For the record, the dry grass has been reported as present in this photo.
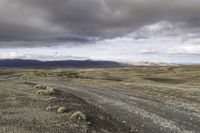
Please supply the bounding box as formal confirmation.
[34,85,48,90]
[71,111,86,122]
[46,97,57,102]
[46,105,59,111]
[0,71,132,133]
[22,66,200,106]
[57,106,67,113]
[36,87,56,95]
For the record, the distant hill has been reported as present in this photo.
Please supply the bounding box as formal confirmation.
[0,59,128,68]
[123,61,174,66]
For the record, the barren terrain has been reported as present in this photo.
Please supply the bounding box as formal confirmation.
[0,66,200,133]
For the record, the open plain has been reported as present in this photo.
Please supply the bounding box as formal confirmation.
[0,66,200,133]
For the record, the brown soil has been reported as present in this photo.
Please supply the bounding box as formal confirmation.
[0,79,131,133]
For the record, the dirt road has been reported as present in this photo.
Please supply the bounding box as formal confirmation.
[0,78,131,133]
[34,81,200,133]
[1,67,200,133]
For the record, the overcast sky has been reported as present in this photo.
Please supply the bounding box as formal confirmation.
[0,0,200,63]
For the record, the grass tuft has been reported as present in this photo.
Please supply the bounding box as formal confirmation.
[46,105,59,111]
[36,87,56,95]
[46,97,57,102]
[57,106,67,113]
[71,111,86,122]
[34,85,47,90]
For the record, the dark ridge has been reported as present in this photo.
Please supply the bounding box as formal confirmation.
[0,59,128,68]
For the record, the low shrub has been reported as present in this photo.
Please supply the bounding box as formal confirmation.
[36,87,56,95]
[34,85,47,90]
[57,106,67,113]
[71,111,86,122]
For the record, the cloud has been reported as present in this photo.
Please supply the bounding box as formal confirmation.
[167,44,200,55]
[0,50,90,60]
[0,51,22,59]
[129,21,200,40]
[140,48,158,54]
[0,0,200,47]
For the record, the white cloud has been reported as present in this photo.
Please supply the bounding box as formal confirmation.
[0,51,23,59]
[129,21,200,42]
[0,49,90,61]
[140,48,158,54]
[167,44,200,55]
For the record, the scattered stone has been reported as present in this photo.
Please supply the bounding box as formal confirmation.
[122,120,126,124]
[87,122,91,125]
[24,81,37,86]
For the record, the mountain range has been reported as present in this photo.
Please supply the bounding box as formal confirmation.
[0,59,128,68]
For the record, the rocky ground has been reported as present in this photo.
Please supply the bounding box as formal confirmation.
[0,75,130,133]
[0,66,200,133]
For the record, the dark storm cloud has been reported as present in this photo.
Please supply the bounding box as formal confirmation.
[0,0,200,47]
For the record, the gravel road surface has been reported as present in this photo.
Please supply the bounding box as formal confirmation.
[34,81,200,133]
